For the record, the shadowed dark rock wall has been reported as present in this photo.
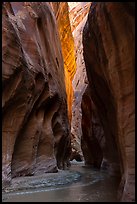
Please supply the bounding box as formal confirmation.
[81,86,104,168]
[83,2,135,202]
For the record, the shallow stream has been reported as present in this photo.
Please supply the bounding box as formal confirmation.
[2,161,120,202]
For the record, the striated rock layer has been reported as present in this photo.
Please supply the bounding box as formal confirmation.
[2,2,71,187]
[50,2,76,122]
[68,2,91,161]
[68,2,91,33]
[83,2,135,202]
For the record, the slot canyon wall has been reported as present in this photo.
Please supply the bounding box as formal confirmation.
[2,2,71,187]
[2,1,135,202]
[68,2,91,160]
[81,85,104,168]
[50,2,76,122]
[83,2,135,202]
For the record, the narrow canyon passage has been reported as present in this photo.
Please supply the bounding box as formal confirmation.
[2,2,135,202]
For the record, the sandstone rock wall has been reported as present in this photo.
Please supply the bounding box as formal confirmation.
[81,86,104,168]
[68,2,91,160]
[2,2,71,187]
[83,2,135,201]
[50,2,76,122]
[68,2,91,32]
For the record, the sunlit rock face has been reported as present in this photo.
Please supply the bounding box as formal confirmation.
[68,2,91,32]
[2,2,71,187]
[68,2,91,161]
[83,2,135,202]
[50,2,76,122]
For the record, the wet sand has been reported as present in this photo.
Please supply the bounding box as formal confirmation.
[2,161,120,202]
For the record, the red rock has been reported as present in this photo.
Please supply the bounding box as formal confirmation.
[68,2,91,161]
[81,86,104,168]
[83,2,135,201]
[2,2,71,186]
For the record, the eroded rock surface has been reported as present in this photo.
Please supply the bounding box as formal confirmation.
[81,86,104,168]
[50,2,76,122]
[83,2,135,201]
[68,2,91,33]
[2,2,71,187]
[68,2,91,161]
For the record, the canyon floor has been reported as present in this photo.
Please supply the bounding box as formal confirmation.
[2,161,120,202]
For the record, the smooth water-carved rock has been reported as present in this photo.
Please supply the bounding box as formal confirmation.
[51,2,76,122]
[68,2,91,161]
[2,2,71,186]
[81,86,104,168]
[83,2,135,201]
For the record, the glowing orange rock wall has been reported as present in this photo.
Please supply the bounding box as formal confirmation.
[51,2,76,122]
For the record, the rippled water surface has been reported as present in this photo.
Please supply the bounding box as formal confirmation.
[2,161,120,202]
